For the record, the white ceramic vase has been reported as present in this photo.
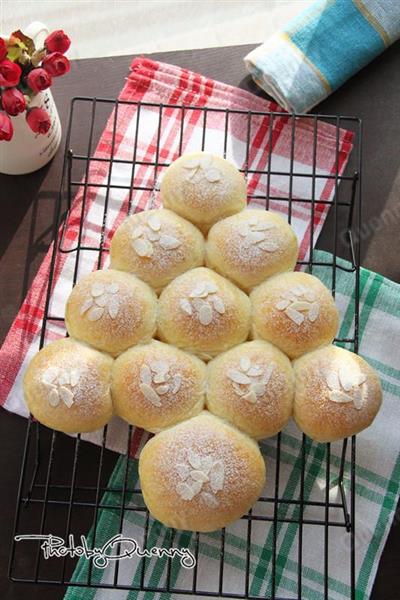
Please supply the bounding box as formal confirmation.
[0,22,62,175]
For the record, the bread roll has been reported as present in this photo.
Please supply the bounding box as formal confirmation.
[23,338,113,433]
[110,209,205,293]
[139,411,266,532]
[207,341,294,439]
[160,152,247,233]
[157,267,251,360]
[65,269,157,356]
[206,209,298,291]
[250,271,339,359]
[293,345,382,442]
[112,340,206,432]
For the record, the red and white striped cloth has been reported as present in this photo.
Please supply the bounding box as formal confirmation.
[0,58,353,457]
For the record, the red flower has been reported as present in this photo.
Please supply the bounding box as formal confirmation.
[27,68,52,93]
[0,59,22,87]
[26,107,51,134]
[45,30,71,54]
[1,88,26,116]
[42,52,70,77]
[0,38,7,61]
[0,111,13,141]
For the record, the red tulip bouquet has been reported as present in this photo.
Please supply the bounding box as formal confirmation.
[0,29,71,141]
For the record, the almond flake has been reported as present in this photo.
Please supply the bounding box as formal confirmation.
[243,389,257,403]
[200,154,213,169]
[153,373,167,384]
[42,367,59,385]
[131,226,144,239]
[252,221,275,231]
[80,298,94,315]
[275,298,291,311]
[70,369,80,387]
[198,304,213,325]
[212,296,225,314]
[94,294,108,307]
[247,365,263,377]
[200,456,214,474]
[151,360,169,375]
[209,460,224,492]
[290,301,312,312]
[186,167,199,180]
[159,234,181,250]
[133,237,153,257]
[249,214,259,225]
[357,373,367,386]
[192,298,207,311]
[59,386,74,407]
[205,281,218,294]
[232,382,246,396]
[258,240,279,252]
[176,463,189,479]
[140,364,152,385]
[246,231,266,244]
[188,450,202,470]
[352,388,363,410]
[147,229,160,242]
[171,374,182,394]
[49,388,60,407]
[252,382,266,397]
[239,228,249,238]
[177,482,195,501]
[227,368,251,385]
[156,384,170,395]
[107,282,119,294]
[91,283,105,297]
[326,371,340,392]
[190,282,206,297]
[87,306,104,321]
[190,470,209,483]
[205,168,221,183]
[139,383,162,407]
[201,491,219,507]
[180,298,193,316]
[240,357,251,372]
[338,364,356,392]
[308,302,320,322]
[183,157,201,169]
[190,480,203,495]
[285,307,305,325]
[291,285,307,296]
[304,290,316,302]
[147,214,161,231]
[107,296,120,319]
[328,390,353,404]
[58,370,70,385]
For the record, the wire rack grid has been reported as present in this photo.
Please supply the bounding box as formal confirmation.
[9,97,362,600]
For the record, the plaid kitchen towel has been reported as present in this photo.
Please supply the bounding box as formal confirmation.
[0,57,353,457]
[245,0,400,113]
[64,251,400,600]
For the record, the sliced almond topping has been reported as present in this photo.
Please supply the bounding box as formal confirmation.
[42,366,60,385]
[338,364,356,392]
[140,364,152,385]
[107,296,120,319]
[94,294,108,307]
[180,298,193,316]
[201,491,219,507]
[290,301,312,312]
[252,382,266,397]
[247,365,263,377]
[58,370,70,386]
[198,304,213,325]
[357,372,367,386]
[159,234,181,250]
[227,368,251,385]
[132,237,154,258]
[188,450,202,470]
[258,240,279,252]
[59,386,74,407]
[153,373,167,384]
[147,214,161,231]
[246,231,266,244]
[248,214,259,225]
[183,157,201,169]
[176,482,195,501]
[232,382,246,396]
[275,298,291,311]
[190,480,203,495]
[87,306,104,321]
[70,369,80,387]
[304,289,316,302]
[205,281,218,294]
[200,456,213,474]
[107,282,119,294]
[285,307,305,325]
[190,470,209,483]
[326,371,340,392]
[186,167,199,180]
[139,383,162,407]
[176,463,189,479]
[209,460,224,492]
[212,295,225,314]
[308,302,320,322]
[200,154,213,169]
[151,360,169,375]
[242,389,257,403]
[147,229,160,242]
[48,388,60,407]
[91,283,105,297]
[80,298,94,315]
[192,298,207,311]
[190,282,206,297]
[131,226,144,239]
[352,388,363,410]
[252,221,275,231]
[240,357,251,372]
[328,390,353,404]
[156,384,170,395]
[205,168,221,183]
[291,285,308,296]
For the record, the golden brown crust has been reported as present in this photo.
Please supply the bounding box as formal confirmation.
[207,341,294,439]
[157,267,252,360]
[139,411,266,532]
[23,338,113,433]
[65,269,157,356]
[110,209,205,293]
[293,345,382,442]
[112,340,206,432]
[206,210,299,292]
[250,271,339,359]
[160,152,247,233]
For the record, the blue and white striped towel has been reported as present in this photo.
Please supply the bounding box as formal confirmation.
[244,0,400,113]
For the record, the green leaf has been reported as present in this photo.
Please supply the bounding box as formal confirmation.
[7,45,23,62]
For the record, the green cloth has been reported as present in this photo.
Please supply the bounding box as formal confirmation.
[65,251,400,599]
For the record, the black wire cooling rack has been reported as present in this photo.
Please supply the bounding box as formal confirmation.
[9,97,362,599]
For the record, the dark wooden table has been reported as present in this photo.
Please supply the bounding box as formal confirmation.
[1,43,399,599]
